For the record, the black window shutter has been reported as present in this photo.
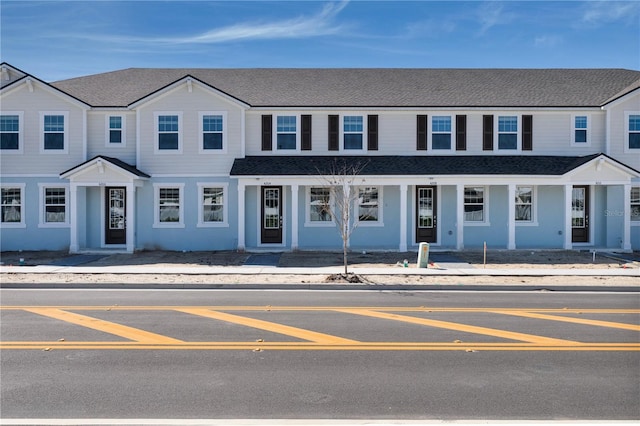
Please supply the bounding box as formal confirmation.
[367,115,378,151]
[522,115,533,151]
[417,115,428,151]
[261,115,272,151]
[456,115,467,151]
[328,115,339,151]
[483,115,494,151]
[301,115,312,151]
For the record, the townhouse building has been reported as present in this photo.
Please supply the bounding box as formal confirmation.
[1,63,639,254]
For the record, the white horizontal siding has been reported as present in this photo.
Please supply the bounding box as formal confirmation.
[87,112,136,164]
[608,94,640,171]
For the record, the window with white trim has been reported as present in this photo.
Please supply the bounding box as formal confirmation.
[276,115,297,150]
[1,113,21,151]
[197,184,228,227]
[515,186,533,222]
[40,186,68,226]
[631,187,640,223]
[358,186,380,223]
[153,184,184,227]
[344,116,364,150]
[628,113,640,150]
[431,116,452,150]
[497,116,518,150]
[573,115,588,144]
[464,186,485,222]
[1,185,25,227]
[307,187,333,224]
[42,113,68,152]
[107,115,124,145]
[155,113,181,152]
[201,113,224,151]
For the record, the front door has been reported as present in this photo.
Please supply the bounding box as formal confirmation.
[261,186,282,244]
[416,186,437,243]
[571,185,589,243]
[105,187,126,245]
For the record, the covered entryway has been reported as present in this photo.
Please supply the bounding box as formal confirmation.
[571,185,590,243]
[261,186,283,244]
[60,156,149,253]
[416,186,437,243]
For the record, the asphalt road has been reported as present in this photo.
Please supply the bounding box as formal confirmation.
[1,289,639,422]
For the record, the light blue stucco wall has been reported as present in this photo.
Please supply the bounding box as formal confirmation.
[0,177,70,251]
[515,186,564,249]
[350,186,400,250]
[437,186,458,249]
[464,186,509,248]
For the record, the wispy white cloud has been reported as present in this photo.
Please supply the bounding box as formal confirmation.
[534,34,562,48]
[476,1,515,35]
[581,0,640,26]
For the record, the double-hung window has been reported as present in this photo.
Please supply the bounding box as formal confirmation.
[42,112,68,152]
[1,113,21,151]
[631,187,640,223]
[107,116,124,145]
[498,116,518,150]
[515,186,533,222]
[156,113,181,152]
[198,184,228,227]
[1,185,25,227]
[431,116,452,150]
[358,187,381,224]
[39,186,68,226]
[627,113,640,150]
[573,115,588,144]
[344,116,364,150]
[201,113,225,151]
[276,116,297,150]
[464,186,485,222]
[154,184,184,227]
[307,187,332,225]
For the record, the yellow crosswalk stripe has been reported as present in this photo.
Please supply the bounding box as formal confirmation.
[491,310,640,331]
[174,308,358,344]
[23,308,183,344]
[335,309,577,345]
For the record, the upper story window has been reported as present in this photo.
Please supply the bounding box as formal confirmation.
[155,113,181,152]
[197,184,228,227]
[107,116,124,145]
[344,116,364,150]
[276,116,297,150]
[627,113,640,150]
[1,114,21,151]
[201,114,224,151]
[41,112,68,152]
[498,116,518,150]
[573,115,588,144]
[464,186,485,223]
[1,185,25,227]
[431,116,452,150]
[631,187,640,223]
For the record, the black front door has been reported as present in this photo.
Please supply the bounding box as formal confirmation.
[416,186,437,243]
[571,185,589,243]
[105,187,126,245]
[261,186,282,244]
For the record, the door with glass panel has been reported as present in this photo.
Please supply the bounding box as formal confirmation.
[416,186,437,243]
[571,185,589,243]
[105,187,126,245]
[261,186,282,244]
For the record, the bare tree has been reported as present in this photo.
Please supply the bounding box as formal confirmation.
[316,159,369,276]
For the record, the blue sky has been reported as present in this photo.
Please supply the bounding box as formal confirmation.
[1,0,638,82]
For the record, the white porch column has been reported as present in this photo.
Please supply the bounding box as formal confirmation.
[291,184,299,250]
[456,184,464,250]
[399,184,408,252]
[126,183,135,253]
[564,184,573,249]
[507,184,516,249]
[237,183,246,251]
[623,183,632,251]
[69,183,79,253]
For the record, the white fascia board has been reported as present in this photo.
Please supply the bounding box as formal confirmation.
[565,154,640,179]
[128,76,250,110]
[60,158,148,181]
[601,86,640,110]
[247,106,604,112]
[0,76,90,109]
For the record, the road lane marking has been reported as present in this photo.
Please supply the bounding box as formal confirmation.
[334,309,577,345]
[491,310,640,331]
[22,308,183,344]
[174,308,358,344]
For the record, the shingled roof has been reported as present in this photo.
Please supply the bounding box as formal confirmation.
[229,154,626,177]
[50,68,640,108]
